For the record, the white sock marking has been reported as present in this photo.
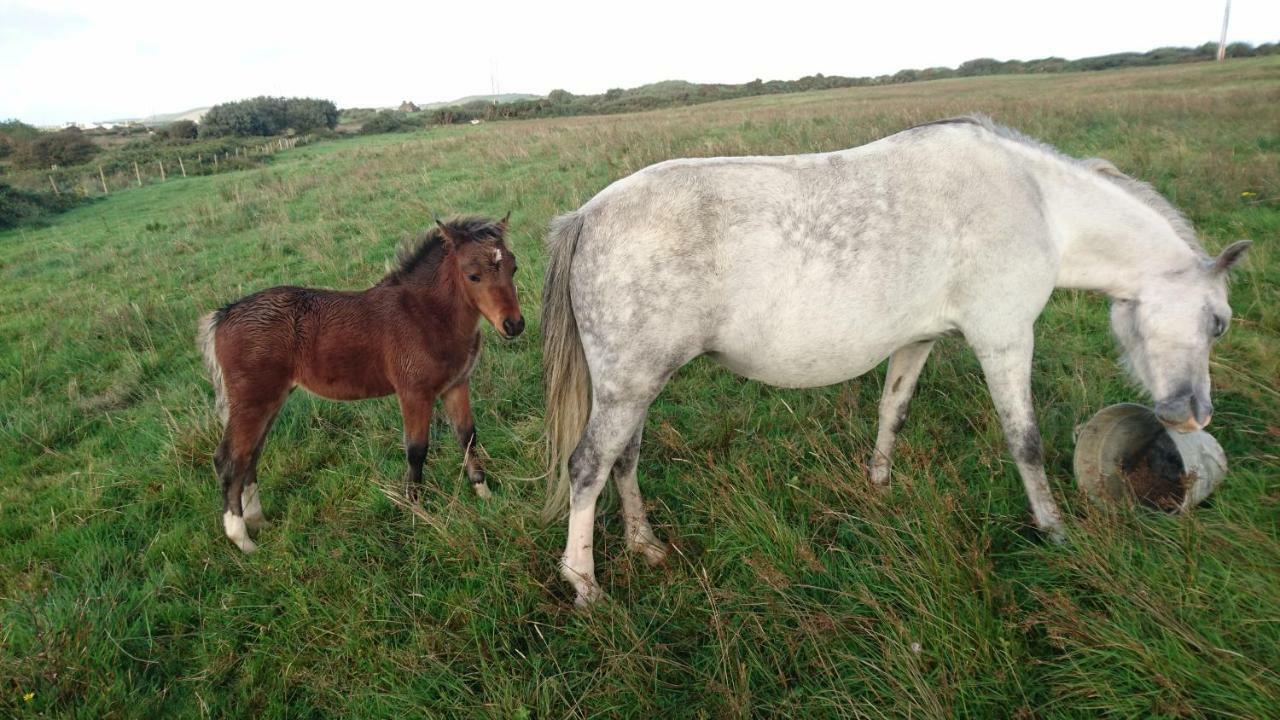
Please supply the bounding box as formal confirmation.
[223,511,257,553]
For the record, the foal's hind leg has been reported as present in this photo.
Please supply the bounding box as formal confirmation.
[869,340,935,488]
[242,403,285,530]
[441,382,491,499]
[216,394,287,553]
[612,419,670,565]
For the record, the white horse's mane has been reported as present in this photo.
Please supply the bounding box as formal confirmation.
[931,114,1204,255]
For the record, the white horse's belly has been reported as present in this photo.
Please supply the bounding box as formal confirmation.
[711,342,887,388]
[704,241,951,388]
[710,302,941,388]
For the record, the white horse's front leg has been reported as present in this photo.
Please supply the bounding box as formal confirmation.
[870,340,935,488]
[972,333,1066,542]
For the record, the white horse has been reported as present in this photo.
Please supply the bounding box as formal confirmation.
[541,115,1250,607]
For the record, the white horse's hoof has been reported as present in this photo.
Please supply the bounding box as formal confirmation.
[869,462,891,490]
[573,585,604,609]
[640,542,672,566]
[628,535,671,566]
[1043,525,1068,545]
[473,482,492,500]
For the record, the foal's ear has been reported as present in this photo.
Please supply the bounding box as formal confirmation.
[497,211,511,234]
[434,217,456,250]
[1213,240,1252,273]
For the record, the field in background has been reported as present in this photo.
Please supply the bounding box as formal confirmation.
[2,58,1278,718]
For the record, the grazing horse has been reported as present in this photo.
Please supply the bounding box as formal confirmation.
[541,116,1250,606]
[199,215,523,553]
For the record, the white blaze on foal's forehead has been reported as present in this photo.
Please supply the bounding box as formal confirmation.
[492,247,503,264]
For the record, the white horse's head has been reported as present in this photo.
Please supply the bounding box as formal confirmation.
[1111,240,1250,432]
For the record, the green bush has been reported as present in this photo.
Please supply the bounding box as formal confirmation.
[0,119,41,159]
[11,128,99,169]
[0,181,83,228]
[167,120,198,140]
[200,97,337,137]
[359,110,415,135]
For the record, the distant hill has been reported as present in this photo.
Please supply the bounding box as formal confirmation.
[107,107,210,126]
[415,94,542,110]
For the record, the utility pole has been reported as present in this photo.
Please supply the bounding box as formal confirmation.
[1217,0,1231,62]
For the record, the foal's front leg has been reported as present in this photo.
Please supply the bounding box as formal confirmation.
[397,392,434,503]
[442,382,491,498]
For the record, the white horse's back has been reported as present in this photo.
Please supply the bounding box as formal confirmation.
[571,123,1055,387]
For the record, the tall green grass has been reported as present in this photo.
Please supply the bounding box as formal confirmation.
[2,57,1277,718]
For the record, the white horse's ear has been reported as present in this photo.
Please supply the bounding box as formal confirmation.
[1084,158,1126,179]
[1214,240,1251,273]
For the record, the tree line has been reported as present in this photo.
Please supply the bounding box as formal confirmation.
[421,40,1279,124]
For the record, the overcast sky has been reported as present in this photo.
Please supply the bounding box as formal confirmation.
[2,0,1277,126]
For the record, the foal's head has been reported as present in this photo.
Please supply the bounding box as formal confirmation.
[1111,240,1250,432]
[437,214,525,339]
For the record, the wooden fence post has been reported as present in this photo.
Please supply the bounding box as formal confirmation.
[49,175,60,195]
[178,156,187,177]
[158,159,166,181]
[99,166,109,194]
[214,154,219,172]
[134,161,142,186]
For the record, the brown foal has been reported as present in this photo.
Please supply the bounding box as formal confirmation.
[198,215,523,553]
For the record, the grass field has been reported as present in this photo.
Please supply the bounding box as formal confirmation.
[2,58,1278,718]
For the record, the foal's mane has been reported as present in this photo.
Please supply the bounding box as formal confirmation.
[915,114,1203,255]
[378,216,505,286]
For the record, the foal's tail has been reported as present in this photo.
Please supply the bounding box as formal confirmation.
[197,310,229,426]
[541,211,589,523]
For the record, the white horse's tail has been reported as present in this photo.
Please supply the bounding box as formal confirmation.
[541,211,589,523]
[197,311,229,426]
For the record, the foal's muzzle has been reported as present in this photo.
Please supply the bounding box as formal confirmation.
[501,316,525,339]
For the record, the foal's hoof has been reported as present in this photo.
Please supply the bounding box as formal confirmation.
[224,513,258,554]
[472,481,492,500]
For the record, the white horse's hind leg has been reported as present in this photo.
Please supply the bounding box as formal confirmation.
[870,340,935,488]
[562,399,651,607]
[612,422,669,566]
[972,332,1066,542]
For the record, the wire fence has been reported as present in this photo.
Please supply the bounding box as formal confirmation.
[39,135,313,199]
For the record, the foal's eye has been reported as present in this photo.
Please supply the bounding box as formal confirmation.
[468,274,481,283]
